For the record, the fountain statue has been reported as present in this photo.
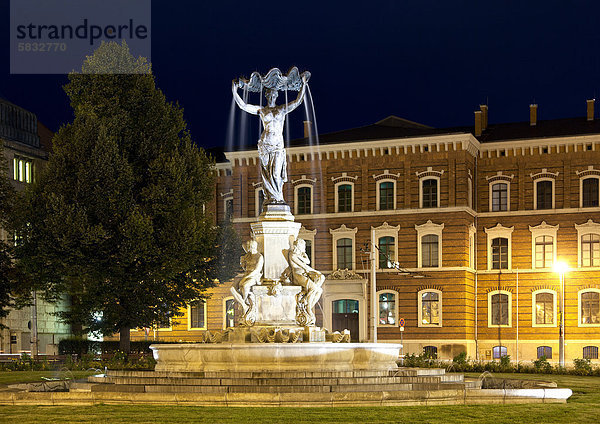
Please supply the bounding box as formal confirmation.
[232,67,310,208]
[149,68,402,374]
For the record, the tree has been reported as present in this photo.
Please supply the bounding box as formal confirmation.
[0,141,16,323]
[16,41,232,351]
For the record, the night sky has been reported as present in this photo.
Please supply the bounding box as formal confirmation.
[2,1,600,149]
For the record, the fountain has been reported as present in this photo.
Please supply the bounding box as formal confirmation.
[149,68,402,372]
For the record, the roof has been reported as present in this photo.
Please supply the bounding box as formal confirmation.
[224,112,600,154]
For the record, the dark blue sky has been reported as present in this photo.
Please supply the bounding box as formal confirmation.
[2,1,600,148]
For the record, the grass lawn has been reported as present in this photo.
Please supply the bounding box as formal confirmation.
[0,370,98,386]
[0,372,598,423]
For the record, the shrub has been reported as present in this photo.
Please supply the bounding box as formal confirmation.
[453,351,467,365]
[533,355,552,373]
[573,358,593,375]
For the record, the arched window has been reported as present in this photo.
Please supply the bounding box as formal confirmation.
[337,183,353,212]
[296,186,312,215]
[336,238,353,270]
[533,291,556,326]
[491,238,509,269]
[377,291,397,326]
[582,234,600,267]
[378,236,395,269]
[421,178,438,208]
[488,291,511,327]
[378,181,395,210]
[535,180,554,210]
[491,182,508,211]
[418,289,442,327]
[492,345,507,359]
[579,290,600,325]
[423,345,438,358]
[537,346,552,359]
[582,177,600,208]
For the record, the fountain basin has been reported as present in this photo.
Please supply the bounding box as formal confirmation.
[150,343,401,372]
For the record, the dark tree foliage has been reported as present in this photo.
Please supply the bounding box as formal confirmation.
[15,41,236,351]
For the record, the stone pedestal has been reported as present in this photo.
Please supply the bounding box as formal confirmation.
[253,285,301,325]
[251,219,300,281]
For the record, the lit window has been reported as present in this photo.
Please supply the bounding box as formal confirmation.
[421,234,439,267]
[491,292,509,326]
[378,236,395,269]
[420,291,441,326]
[536,180,553,210]
[13,157,33,183]
[378,292,396,325]
[379,181,394,210]
[581,291,600,324]
[582,178,599,208]
[583,346,599,360]
[422,179,438,208]
[537,346,552,359]
[582,234,600,267]
[333,299,359,314]
[337,184,352,212]
[491,183,508,211]
[297,186,312,214]
[491,238,509,269]
[225,298,236,328]
[493,345,507,359]
[535,236,554,269]
[189,300,206,329]
[535,292,554,325]
[336,238,353,270]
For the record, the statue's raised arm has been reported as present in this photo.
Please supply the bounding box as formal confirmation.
[232,81,260,115]
[283,75,308,113]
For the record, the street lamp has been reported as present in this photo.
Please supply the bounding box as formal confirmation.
[554,261,568,367]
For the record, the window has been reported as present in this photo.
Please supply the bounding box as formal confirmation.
[582,234,600,267]
[580,290,600,325]
[333,299,359,313]
[336,238,353,270]
[415,220,444,269]
[491,238,509,269]
[378,236,395,269]
[13,157,33,183]
[488,291,511,327]
[225,298,236,328]
[422,179,438,208]
[378,291,397,326]
[469,225,476,269]
[296,186,312,214]
[537,346,553,359]
[188,300,206,329]
[491,183,508,211]
[378,181,395,210]
[493,345,507,359]
[423,346,438,359]
[337,184,352,212]
[582,178,599,207]
[224,198,233,221]
[304,239,313,264]
[583,346,599,360]
[256,189,264,216]
[299,227,317,267]
[535,236,554,269]
[421,235,439,268]
[534,292,555,326]
[536,180,553,210]
[419,290,441,327]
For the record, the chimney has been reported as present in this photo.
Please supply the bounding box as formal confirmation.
[474,110,482,137]
[303,121,312,138]
[480,104,488,130]
[587,99,595,121]
[530,104,538,126]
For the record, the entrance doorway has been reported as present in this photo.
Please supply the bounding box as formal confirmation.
[332,299,359,342]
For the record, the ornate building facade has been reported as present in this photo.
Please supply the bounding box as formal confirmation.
[135,105,600,364]
[0,97,71,354]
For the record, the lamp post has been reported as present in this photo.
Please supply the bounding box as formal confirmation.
[554,261,568,368]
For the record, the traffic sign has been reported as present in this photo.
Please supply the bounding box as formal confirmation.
[399,326,404,332]
[399,318,405,327]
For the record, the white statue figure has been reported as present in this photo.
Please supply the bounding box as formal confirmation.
[230,239,264,326]
[282,238,325,326]
[232,71,308,205]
